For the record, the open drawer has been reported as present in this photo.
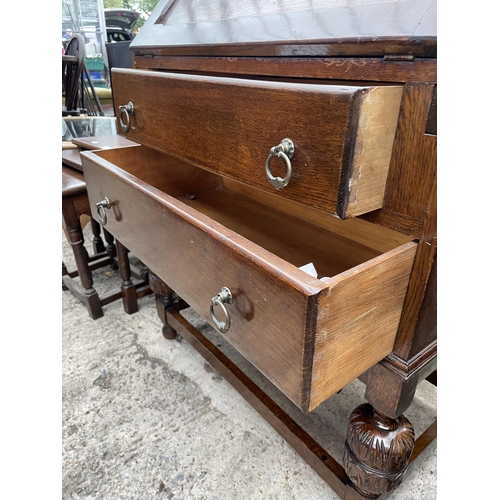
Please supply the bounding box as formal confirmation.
[81,145,416,412]
[111,68,403,219]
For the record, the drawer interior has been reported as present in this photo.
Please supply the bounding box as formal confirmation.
[96,145,412,280]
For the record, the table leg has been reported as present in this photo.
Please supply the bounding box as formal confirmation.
[62,262,69,290]
[62,199,103,319]
[102,227,118,270]
[90,217,105,254]
[115,240,138,314]
[148,271,179,339]
[343,403,415,498]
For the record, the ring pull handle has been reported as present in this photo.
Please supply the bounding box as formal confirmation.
[96,197,111,225]
[265,138,295,190]
[210,286,233,334]
[118,102,134,133]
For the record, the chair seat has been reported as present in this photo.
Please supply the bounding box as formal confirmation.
[62,165,86,197]
[62,161,152,319]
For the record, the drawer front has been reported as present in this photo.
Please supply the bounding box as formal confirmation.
[82,147,416,411]
[83,151,321,409]
[112,68,402,218]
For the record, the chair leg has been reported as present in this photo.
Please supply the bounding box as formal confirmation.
[66,226,103,319]
[116,240,139,314]
[148,271,182,340]
[62,197,103,320]
[103,227,118,270]
[90,218,106,254]
[62,262,69,291]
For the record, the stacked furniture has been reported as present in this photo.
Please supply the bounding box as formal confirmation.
[62,133,151,318]
[62,34,105,117]
[80,1,437,497]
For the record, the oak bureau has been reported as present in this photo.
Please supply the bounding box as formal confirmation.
[80,1,437,497]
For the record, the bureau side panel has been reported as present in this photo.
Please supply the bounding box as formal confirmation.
[82,155,319,409]
[308,242,417,411]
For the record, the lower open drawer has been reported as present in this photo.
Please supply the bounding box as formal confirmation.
[81,145,416,412]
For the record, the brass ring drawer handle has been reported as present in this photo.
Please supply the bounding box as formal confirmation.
[118,102,134,133]
[265,138,295,190]
[210,286,233,334]
[96,197,111,225]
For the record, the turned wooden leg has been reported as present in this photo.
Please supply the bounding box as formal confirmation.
[116,240,138,315]
[66,226,103,319]
[137,259,150,284]
[343,403,415,499]
[62,262,69,290]
[148,271,178,339]
[102,227,118,270]
[63,196,104,319]
[90,218,106,254]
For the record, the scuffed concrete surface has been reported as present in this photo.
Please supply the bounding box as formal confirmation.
[62,226,437,499]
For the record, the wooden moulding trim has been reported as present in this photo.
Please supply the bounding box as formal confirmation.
[130,37,437,58]
[379,340,437,381]
[133,56,437,84]
[425,86,437,135]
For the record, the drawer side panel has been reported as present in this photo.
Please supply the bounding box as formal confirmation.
[308,241,417,411]
[343,86,403,218]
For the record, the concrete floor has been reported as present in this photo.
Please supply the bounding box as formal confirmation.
[62,224,437,499]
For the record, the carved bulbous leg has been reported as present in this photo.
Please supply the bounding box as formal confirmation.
[343,403,415,498]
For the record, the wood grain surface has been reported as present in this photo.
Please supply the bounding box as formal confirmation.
[81,145,417,410]
[71,134,139,151]
[69,1,438,492]
[111,68,402,218]
[133,56,437,84]
[309,242,417,411]
[62,165,86,197]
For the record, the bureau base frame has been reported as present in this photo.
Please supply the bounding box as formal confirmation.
[163,307,436,499]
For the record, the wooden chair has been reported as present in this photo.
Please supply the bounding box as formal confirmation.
[62,165,151,319]
[62,34,105,117]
